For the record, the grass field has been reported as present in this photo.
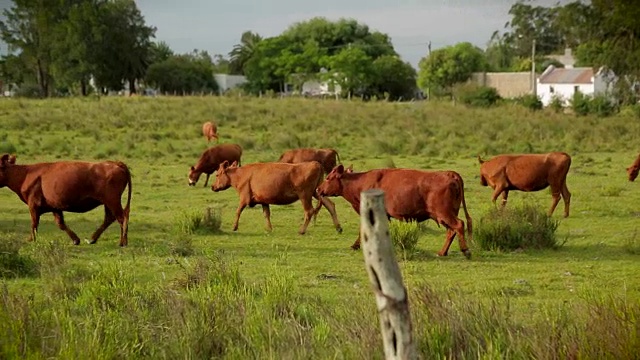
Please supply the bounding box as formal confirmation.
[1,96,639,359]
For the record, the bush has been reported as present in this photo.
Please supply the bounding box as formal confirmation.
[456,84,501,108]
[589,94,616,117]
[570,91,591,116]
[13,84,42,98]
[518,94,543,111]
[0,233,39,279]
[175,207,223,235]
[549,95,565,113]
[389,220,421,257]
[475,204,561,252]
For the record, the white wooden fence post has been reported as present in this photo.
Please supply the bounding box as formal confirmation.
[359,189,416,360]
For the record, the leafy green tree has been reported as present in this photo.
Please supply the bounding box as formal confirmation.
[145,53,218,95]
[243,36,289,93]
[321,46,373,98]
[417,42,487,95]
[228,31,263,75]
[149,41,174,65]
[0,0,67,97]
[370,55,417,100]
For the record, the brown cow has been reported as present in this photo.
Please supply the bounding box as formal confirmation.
[0,154,132,246]
[212,160,343,235]
[278,148,342,174]
[626,153,640,182]
[188,143,242,187]
[202,121,218,142]
[316,165,472,258]
[478,152,572,217]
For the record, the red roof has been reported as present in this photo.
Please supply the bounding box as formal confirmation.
[539,67,594,84]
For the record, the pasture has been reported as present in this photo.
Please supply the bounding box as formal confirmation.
[0,96,639,359]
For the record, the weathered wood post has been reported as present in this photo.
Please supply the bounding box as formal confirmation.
[359,189,416,360]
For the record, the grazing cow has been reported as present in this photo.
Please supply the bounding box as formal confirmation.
[478,152,572,217]
[278,148,342,174]
[317,165,472,258]
[626,153,640,182]
[212,160,343,235]
[202,121,218,142]
[188,143,243,187]
[0,154,132,246]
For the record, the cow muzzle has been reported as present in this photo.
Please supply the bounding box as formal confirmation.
[188,181,196,187]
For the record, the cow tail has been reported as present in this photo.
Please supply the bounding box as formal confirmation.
[335,150,342,166]
[117,162,132,245]
[459,177,472,241]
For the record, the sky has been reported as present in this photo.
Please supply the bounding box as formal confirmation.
[136,0,566,68]
[0,0,567,68]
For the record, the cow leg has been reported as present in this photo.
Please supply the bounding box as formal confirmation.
[351,231,361,250]
[52,211,82,245]
[561,183,571,218]
[28,207,41,242]
[314,194,343,233]
[437,228,456,257]
[262,204,273,231]
[232,203,247,231]
[501,190,509,207]
[298,196,315,235]
[203,173,211,187]
[491,185,506,208]
[548,185,562,217]
[90,206,117,245]
[438,215,471,259]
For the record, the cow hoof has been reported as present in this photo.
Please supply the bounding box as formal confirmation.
[336,227,343,234]
[436,252,447,257]
[462,250,472,260]
[350,244,360,251]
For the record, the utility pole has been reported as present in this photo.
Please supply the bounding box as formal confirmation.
[531,39,537,97]
[426,41,431,101]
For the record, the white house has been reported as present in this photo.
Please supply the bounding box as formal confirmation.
[301,79,342,96]
[537,65,616,106]
[213,74,247,94]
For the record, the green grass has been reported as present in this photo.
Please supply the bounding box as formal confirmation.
[1,96,639,358]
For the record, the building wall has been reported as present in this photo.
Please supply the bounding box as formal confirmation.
[538,83,594,106]
[213,74,247,92]
[469,72,532,98]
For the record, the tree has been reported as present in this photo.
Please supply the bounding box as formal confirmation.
[149,41,174,65]
[145,53,218,95]
[228,31,263,75]
[370,55,417,100]
[417,42,487,95]
[321,46,373,98]
[0,0,68,97]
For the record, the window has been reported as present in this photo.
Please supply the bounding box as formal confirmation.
[574,85,579,93]
[550,86,555,93]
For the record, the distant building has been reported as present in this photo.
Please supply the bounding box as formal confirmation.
[214,74,247,93]
[537,65,616,106]
[469,72,532,98]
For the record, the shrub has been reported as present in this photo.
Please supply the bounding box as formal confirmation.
[0,141,17,154]
[14,84,42,98]
[475,204,561,252]
[456,84,501,108]
[518,94,543,111]
[0,233,39,279]
[570,91,591,116]
[389,220,421,256]
[589,94,616,117]
[549,95,565,113]
[170,235,195,257]
[175,207,222,235]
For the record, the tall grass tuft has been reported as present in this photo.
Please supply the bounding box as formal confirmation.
[0,232,39,279]
[475,204,561,252]
[175,207,222,235]
[389,220,422,258]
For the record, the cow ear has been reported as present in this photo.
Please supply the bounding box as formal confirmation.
[0,154,8,167]
[190,166,195,171]
[346,164,353,173]
[8,155,16,164]
[220,160,229,170]
[336,164,344,174]
[230,160,238,167]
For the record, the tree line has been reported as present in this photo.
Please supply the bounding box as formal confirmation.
[1,0,638,102]
[418,0,640,104]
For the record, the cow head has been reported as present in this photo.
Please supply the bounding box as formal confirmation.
[188,166,201,186]
[0,154,16,187]
[212,160,236,192]
[317,164,345,197]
